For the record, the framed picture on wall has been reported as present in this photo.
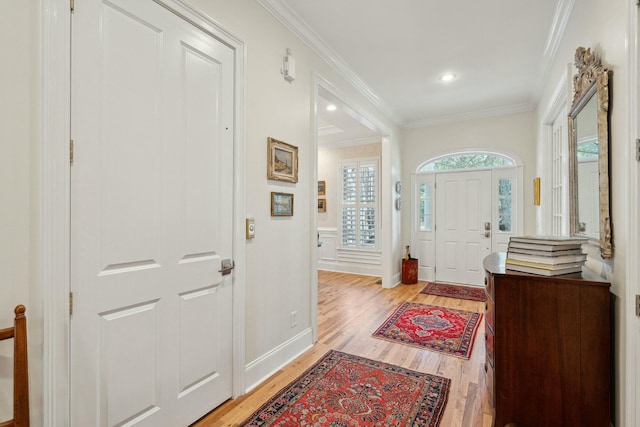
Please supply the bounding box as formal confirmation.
[271,192,294,216]
[267,137,298,183]
[318,180,326,195]
[318,198,326,212]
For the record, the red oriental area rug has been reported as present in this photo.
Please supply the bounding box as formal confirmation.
[239,350,450,427]
[373,302,482,359]
[420,282,487,302]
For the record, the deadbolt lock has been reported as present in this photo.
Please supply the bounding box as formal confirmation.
[219,259,235,276]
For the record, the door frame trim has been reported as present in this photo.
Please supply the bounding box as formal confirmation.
[311,74,396,289]
[627,1,639,425]
[410,150,524,284]
[42,1,247,424]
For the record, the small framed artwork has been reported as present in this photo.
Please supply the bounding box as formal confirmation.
[318,198,326,212]
[318,180,326,195]
[271,192,294,216]
[267,137,298,183]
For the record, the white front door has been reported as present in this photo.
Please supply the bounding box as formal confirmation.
[70,1,234,426]
[435,170,492,286]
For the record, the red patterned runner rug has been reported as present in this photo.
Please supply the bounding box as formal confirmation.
[239,350,450,426]
[420,282,487,302]
[373,302,482,359]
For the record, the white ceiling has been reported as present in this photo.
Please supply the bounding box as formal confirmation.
[259,0,572,145]
[317,86,381,147]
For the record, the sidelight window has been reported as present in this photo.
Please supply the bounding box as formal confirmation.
[418,183,432,231]
[497,178,512,232]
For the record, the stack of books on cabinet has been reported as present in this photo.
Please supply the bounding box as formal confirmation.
[506,236,588,276]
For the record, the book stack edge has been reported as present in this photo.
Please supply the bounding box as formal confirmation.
[505,236,588,276]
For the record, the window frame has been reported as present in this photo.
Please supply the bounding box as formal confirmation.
[338,157,380,250]
[417,151,515,172]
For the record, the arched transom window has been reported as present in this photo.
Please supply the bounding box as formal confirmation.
[418,152,515,172]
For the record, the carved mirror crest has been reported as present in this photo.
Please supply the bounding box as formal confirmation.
[568,47,612,259]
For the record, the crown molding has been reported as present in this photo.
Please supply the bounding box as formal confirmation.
[256,0,400,124]
[404,102,534,129]
[532,0,576,110]
[258,0,574,130]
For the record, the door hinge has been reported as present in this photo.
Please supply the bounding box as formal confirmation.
[636,139,640,161]
[69,292,73,316]
[70,0,74,12]
[636,295,640,317]
[70,139,74,164]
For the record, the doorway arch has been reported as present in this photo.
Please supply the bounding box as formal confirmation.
[311,74,397,342]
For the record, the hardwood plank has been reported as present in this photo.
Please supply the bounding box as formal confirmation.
[193,271,493,426]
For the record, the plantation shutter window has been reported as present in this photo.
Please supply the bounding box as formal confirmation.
[340,159,379,249]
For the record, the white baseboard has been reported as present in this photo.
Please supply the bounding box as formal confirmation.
[244,327,313,393]
[317,261,381,276]
[391,272,401,287]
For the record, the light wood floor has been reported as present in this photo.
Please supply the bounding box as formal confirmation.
[193,271,493,427]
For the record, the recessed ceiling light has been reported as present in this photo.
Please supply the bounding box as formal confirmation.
[326,104,337,111]
[439,73,457,82]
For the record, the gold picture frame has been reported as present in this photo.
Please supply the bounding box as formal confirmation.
[318,180,326,195]
[318,198,326,212]
[267,137,298,183]
[271,192,294,216]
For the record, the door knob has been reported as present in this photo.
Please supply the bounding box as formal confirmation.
[481,231,490,238]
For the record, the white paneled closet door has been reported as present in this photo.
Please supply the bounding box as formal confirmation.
[70,1,235,425]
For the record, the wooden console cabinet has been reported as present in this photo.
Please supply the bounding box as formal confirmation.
[483,253,610,427]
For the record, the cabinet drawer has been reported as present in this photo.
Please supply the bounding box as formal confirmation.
[485,323,494,367]
[485,360,495,407]
[484,272,494,301]
[485,296,494,333]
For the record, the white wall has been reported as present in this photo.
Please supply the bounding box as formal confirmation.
[0,1,41,424]
[400,111,538,248]
[535,0,630,423]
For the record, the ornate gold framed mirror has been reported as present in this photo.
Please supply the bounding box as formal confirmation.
[568,47,612,259]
